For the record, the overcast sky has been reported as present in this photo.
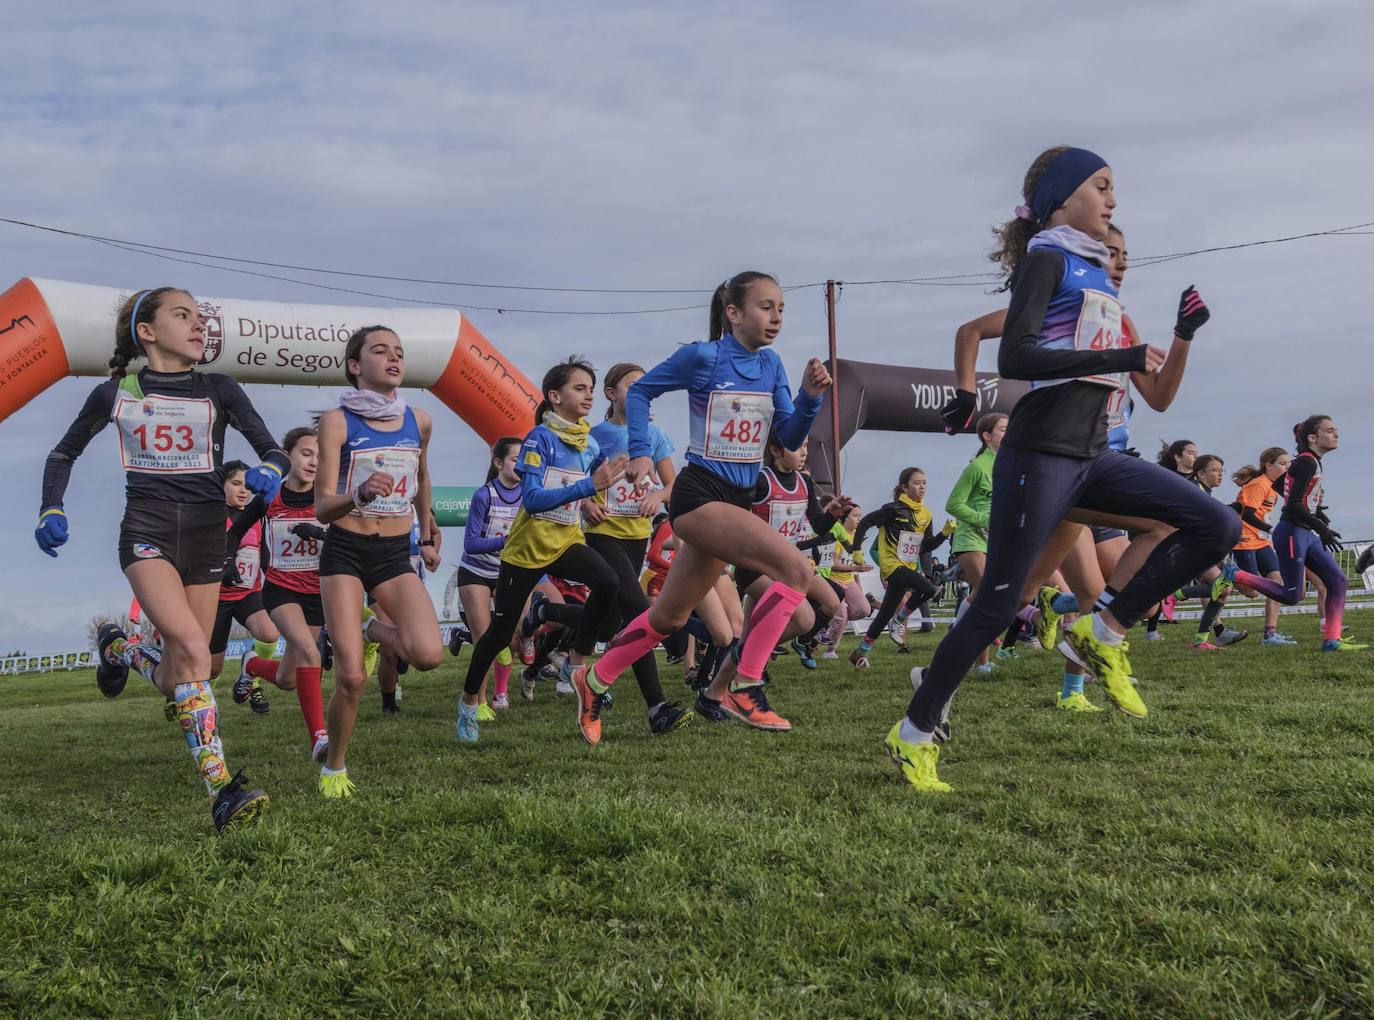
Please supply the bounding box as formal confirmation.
[4,2,1372,651]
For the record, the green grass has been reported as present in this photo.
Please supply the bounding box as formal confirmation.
[4,612,1374,1018]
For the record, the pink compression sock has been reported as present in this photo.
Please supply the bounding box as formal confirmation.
[735,582,807,682]
[592,610,667,685]
[493,661,511,698]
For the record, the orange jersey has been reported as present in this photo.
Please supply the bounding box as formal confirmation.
[1235,474,1278,550]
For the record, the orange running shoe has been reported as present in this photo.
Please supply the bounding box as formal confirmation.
[569,664,605,745]
[720,683,792,732]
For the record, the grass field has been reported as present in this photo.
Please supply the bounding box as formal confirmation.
[4,611,1374,1018]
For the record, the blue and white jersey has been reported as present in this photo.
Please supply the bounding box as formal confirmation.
[336,407,423,518]
[625,334,820,490]
[460,477,522,579]
[1029,245,1125,394]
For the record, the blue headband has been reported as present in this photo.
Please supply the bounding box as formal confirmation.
[128,290,148,352]
[1027,147,1108,224]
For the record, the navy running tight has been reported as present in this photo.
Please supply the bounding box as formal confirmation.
[1236,523,1346,640]
[906,448,1239,732]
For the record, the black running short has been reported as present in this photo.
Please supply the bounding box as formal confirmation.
[1091,525,1128,544]
[118,499,228,584]
[262,581,325,627]
[456,566,497,590]
[318,525,414,591]
[211,591,266,655]
[667,463,753,522]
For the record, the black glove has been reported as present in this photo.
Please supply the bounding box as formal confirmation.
[940,389,978,435]
[1320,527,1343,554]
[222,560,243,587]
[1122,447,1141,458]
[1316,505,1331,525]
[1174,285,1210,340]
[290,522,328,543]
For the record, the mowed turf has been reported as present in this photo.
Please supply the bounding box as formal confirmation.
[4,611,1374,1018]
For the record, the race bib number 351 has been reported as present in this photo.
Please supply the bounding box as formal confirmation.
[114,395,214,474]
[897,530,921,563]
[703,391,773,462]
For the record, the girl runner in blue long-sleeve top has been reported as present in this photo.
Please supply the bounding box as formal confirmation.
[566,272,840,734]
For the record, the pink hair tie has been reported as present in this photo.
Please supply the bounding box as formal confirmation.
[1014,204,1036,221]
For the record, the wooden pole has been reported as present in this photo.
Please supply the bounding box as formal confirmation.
[825,279,842,493]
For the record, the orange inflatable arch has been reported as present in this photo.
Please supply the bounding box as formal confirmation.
[0,277,537,442]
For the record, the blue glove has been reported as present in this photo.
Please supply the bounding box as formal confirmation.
[35,507,69,558]
[244,462,284,501]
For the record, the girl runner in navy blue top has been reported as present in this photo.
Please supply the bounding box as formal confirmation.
[886,147,1238,792]
[313,326,444,798]
[36,286,284,833]
[572,271,836,733]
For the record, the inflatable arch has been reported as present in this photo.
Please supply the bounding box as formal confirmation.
[0,277,538,442]
[806,357,1029,490]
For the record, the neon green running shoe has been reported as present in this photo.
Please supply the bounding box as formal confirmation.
[163,698,177,724]
[1034,586,1062,650]
[884,720,951,793]
[361,607,380,679]
[1059,616,1147,718]
[1209,573,1233,602]
[1322,637,1370,652]
[319,770,356,799]
[1056,691,1103,713]
[476,703,497,722]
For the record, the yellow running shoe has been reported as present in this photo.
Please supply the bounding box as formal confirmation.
[884,720,951,793]
[1034,586,1062,650]
[1056,691,1103,713]
[1322,637,1370,652]
[476,703,497,723]
[361,607,380,679]
[319,770,356,799]
[1059,616,1147,718]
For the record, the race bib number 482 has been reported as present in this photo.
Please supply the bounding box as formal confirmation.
[114,395,214,474]
[703,391,774,462]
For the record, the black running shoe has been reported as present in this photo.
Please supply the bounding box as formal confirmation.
[212,770,269,834]
[396,657,410,676]
[316,628,334,671]
[1356,545,1374,576]
[248,682,271,715]
[649,701,693,735]
[694,691,730,722]
[682,666,700,689]
[448,623,470,657]
[95,623,130,699]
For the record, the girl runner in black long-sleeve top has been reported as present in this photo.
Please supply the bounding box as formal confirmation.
[884,147,1237,793]
[35,287,286,833]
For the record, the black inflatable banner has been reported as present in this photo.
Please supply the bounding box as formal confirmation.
[807,359,1029,490]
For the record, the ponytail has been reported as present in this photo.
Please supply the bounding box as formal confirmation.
[708,271,778,340]
[1232,446,1287,487]
[534,357,597,422]
[486,436,522,483]
[892,466,924,501]
[111,286,185,378]
[1293,414,1331,455]
[602,362,645,420]
[988,146,1070,289]
[1157,438,1194,473]
[973,412,1007,458]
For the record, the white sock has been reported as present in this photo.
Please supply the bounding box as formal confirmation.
[320,764,346,776]
[1091,612,1125,646]
[898,717,933,744]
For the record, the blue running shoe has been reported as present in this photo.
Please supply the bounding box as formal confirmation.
[455,700,480,743]
[791,638,818,670]
[694,692,730,722]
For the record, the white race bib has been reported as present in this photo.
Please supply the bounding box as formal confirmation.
[769,499,809,543]
[835,545,855,571]
[817,544,835,570]
[1074,289,1127,389]
[605,477,658,518]
[114,395,214,474]
[232,545,260,589]
[487,503,519,538]
[267,518,324,572]
[346,446,420,518]
[534,466,587,525]
[703,391,773,462]
[897,530,921,563]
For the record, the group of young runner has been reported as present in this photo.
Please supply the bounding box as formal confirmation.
[33,146,1369,828]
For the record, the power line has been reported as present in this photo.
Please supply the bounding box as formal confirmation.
[4,213,1372,317]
